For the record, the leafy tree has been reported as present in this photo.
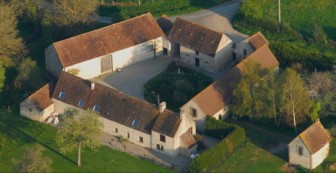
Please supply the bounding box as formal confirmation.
[310,101,321,122]
[0,2,25,66]
[15,144,52,173]
[52,0,99,26]
[240,0,264,20]
[9,0,43,21]
[56,109,103,167]
[280,68,312,131]
[0,62,5,91]
[14,58,40,90]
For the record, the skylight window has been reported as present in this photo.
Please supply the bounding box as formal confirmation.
[132,119,139,128]
[78,100,84,108]
[93,105,100,112]
[58,92,65,100]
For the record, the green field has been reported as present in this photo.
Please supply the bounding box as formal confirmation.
[212,142,286,172]
[0,109,171,172]
[98,0,229,20]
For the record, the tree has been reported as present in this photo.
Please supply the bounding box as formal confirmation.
[15,144,52,173]
[0,2,25,66]
[280,68,312,131]
[9,0,43,21]
[14,58,40,90]
[52,0,99,26]
[0,62,5,91]
[310,101,321,122]
[56,109,103,167]
[146,40,161,58]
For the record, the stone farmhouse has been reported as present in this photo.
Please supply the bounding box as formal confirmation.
[45,13,165,79]
[20,72,197,157]
[168,18,233,73]
[289,120,332,169]
[180,33,279,130]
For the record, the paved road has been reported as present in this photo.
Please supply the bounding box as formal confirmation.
[172,0,247,42]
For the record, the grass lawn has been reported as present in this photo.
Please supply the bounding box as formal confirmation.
[0,108,172,172]
[212,142,286,172]
[144,64,212,111]
[98,0,230,20]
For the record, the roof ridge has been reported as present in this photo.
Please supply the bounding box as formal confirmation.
[175,17,223,36]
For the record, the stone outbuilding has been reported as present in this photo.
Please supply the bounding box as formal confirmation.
[289,120,332,170]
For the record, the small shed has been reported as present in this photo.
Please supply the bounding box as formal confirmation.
[288,120,332,169]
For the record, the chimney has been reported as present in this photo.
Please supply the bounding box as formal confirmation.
[159,102,166,113]
[91,82,95,90]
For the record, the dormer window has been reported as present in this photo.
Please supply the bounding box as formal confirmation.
[132,119,139,128]
[58,92,65,100]
[78,100,84,108]
[93,105,100,112]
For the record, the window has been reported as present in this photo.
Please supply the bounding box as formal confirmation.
[160,134,166,143]
[232,43,236,49]
[191,108,197,117]
[127,132,130,138]
[297,146,303,156]
[195,50,199,55]
[114,128,118,133]
[244,49,247,56]
[157,144,164,151]
[132,119,139,128]
[219,114,223,120]
[138,136,143,143]
[78,100,84,108]
[58,92,65,100]
[195,58,200,67]
[93,105,100,112]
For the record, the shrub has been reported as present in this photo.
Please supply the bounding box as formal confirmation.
[204,117,235,139]
[189,125,246,172]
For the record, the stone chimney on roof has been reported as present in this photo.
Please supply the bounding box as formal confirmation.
[159,102,166,113]
[91,82,95,90]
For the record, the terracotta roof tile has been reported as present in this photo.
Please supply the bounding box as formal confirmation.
[52,13,164,67]
[247,32,269,50]
[168,18,224,56]
[299,120,332,154]
[27,83,54,111]
[193,44,279,116]
[52,72,181,136]
[180,131,197,149]
[152,110,181,137]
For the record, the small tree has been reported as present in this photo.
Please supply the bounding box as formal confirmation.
[0,62,5,91]
[15,144,52,173]
[146,40,161,58]
[56,109,103,167]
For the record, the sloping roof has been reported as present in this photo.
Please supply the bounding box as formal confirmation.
[168,18,224,56]
[52,13,164,67]
[152,110,181,137]
[27,83,54,111]
[180,131,197,149]
[298,120,332,154]
[52,72,181,136]
[156,15,173,35]
[247,32,269,50]
[193,44,279,116]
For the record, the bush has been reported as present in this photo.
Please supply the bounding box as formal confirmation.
[189,125,246,172]
[204,117,235,139]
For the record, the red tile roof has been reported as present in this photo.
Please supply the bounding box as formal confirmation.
[180,131,197,149]
[52,13,164,67]
[299,120,332,154]
[168,18,224,56]
[193,44,279,116]
[52,72,181,137]
[247,32,269,50]
[27,83,54,111]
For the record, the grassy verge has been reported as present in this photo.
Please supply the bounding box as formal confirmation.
[98,0,230,20]
[144,63,212,111]
[212,142,285,172]
[0,109,172,172]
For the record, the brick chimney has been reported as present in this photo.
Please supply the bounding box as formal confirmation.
[91,82,95,90]
[159,102,166,113]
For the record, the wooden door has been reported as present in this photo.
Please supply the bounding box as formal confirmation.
[101,54,113,73]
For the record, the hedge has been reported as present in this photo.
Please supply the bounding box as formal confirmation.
[189,124,246,172]
[204,117,235,140]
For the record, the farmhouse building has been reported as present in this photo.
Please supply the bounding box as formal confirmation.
[20,72,197,157]
[289,120,332,169]
[180,33,279,130]
[45,13,165,79]
[168,18,233,73]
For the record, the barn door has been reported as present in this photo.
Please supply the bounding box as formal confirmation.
[101,54,113,73]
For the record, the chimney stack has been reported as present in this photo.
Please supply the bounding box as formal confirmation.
[91,82,95,90]
[159,102,166,113]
